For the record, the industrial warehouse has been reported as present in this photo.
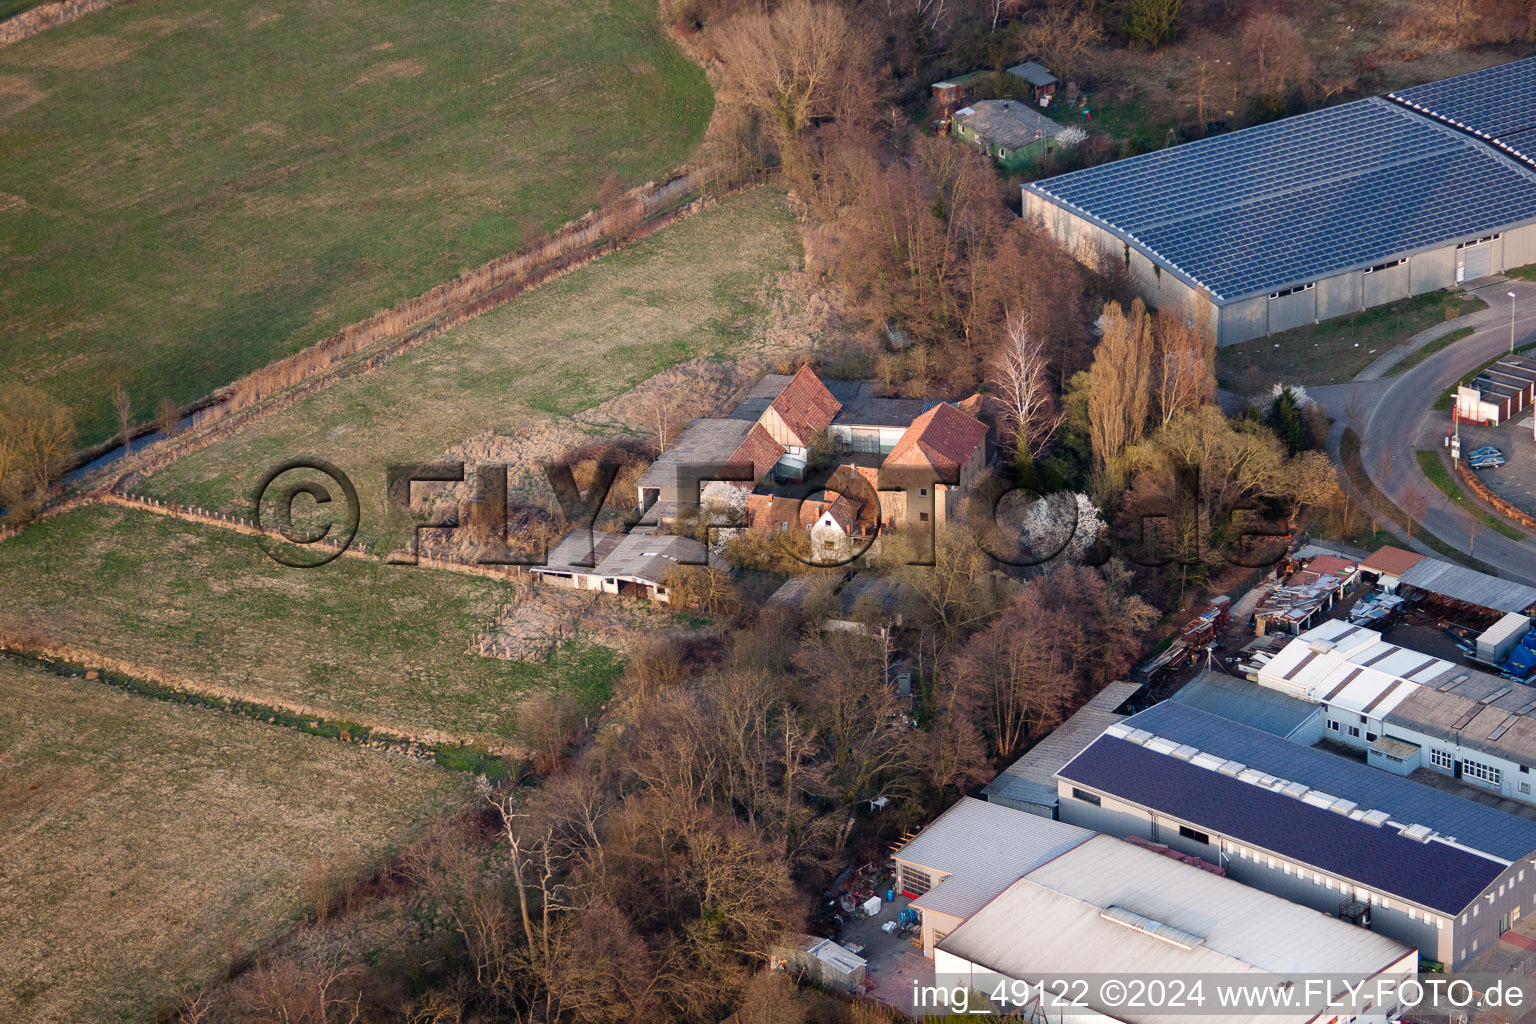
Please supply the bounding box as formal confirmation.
[1056,701,1536,969]
[1023,57,1536,345]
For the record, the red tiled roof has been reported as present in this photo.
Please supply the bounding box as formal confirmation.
[769,365,841,444]
[823,492,864,533]
[884,403,988,485]
[730,423,786,483]
[1303,555,1358,578]
[1361,546,1425,578]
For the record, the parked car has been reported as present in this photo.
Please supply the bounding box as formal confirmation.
[1469,446,1505,459]
[1470,455,1506,469]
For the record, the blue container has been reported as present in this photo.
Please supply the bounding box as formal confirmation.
[886,890,895,903]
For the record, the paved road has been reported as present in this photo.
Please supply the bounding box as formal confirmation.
[1311,278,1536,586]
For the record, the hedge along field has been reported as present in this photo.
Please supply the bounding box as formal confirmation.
[0,503,625,748]
[0,0,712,447]
[134,188,801,546]
[0,657,472,1024]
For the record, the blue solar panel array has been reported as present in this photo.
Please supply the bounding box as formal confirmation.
[1059,733,1505,914]
[1119,701,1536,861]
[1391,57,1536,168]
[1025,96,1536,301]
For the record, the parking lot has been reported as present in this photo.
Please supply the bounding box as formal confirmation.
[1455,415,1536,520]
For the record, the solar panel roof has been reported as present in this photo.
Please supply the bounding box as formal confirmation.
[1390,57,1536,169]
[1113,702,1536,862]
[1025,96,1536,302]
[1058,733,1505,914]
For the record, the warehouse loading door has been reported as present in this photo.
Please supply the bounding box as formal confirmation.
[1458,241,1492,282]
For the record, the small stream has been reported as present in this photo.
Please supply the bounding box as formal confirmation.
[62,402,222,486]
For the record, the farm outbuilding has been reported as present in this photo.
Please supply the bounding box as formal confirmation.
[1022,58,1536,346]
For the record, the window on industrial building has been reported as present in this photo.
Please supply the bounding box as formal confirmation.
[1179,825,1210,845]
[1072,787,1100,807]
[1348,726,1361,738]
[1268,282,1315,299]
[1465,759,1502,786]
[1431,749,1454,771]
[1366,732,1379,742]
[1327,719,1340,732]
[1364,258,1407,274]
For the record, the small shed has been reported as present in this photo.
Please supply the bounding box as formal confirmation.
[1478,612,1532,663]
[774,935,866,993]
[1005,60,1058,101]
[931,69,990,117]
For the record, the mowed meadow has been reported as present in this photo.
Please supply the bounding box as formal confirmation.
[136,188,801,542]
[0,657,471,1024]
[0,0,711,446]
[0,503,624,748]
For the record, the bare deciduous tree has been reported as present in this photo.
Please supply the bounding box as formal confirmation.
[711,1,876,177]
[1019,5,1105,82]
[0,383,77,499]
[1153,307,1216,426]
[156,395,180,439]
[989,314,1064,461]
[112,382,133,446]
[1240,13,1314,99]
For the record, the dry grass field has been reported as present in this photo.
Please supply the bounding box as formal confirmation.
[136,188,802,544]
[0,0,711,446]
[0,504,625,748]
[0,657,472,1024]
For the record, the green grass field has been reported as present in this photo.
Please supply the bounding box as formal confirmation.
[1216,290,1487,394]
[135,188,801,544]
[0,0,711,447]
[0,656,470,1024]
[0,0,48,21]
[0,504,623,747]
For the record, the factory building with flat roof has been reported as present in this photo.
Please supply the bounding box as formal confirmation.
[1056,700,1536,969]
[1022,58,1536,346]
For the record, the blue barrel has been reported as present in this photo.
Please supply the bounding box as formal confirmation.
[886,890,895,903]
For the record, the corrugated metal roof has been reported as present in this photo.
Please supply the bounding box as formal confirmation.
[893,797,1092,920]
[1479,612,1530,647]
[983,681,1139,810]
[1168,669,1321,739]
[1397,556,1536,614]
[937,835,1412,1021]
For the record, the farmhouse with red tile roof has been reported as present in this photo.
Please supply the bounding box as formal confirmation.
[636,370,990,543]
